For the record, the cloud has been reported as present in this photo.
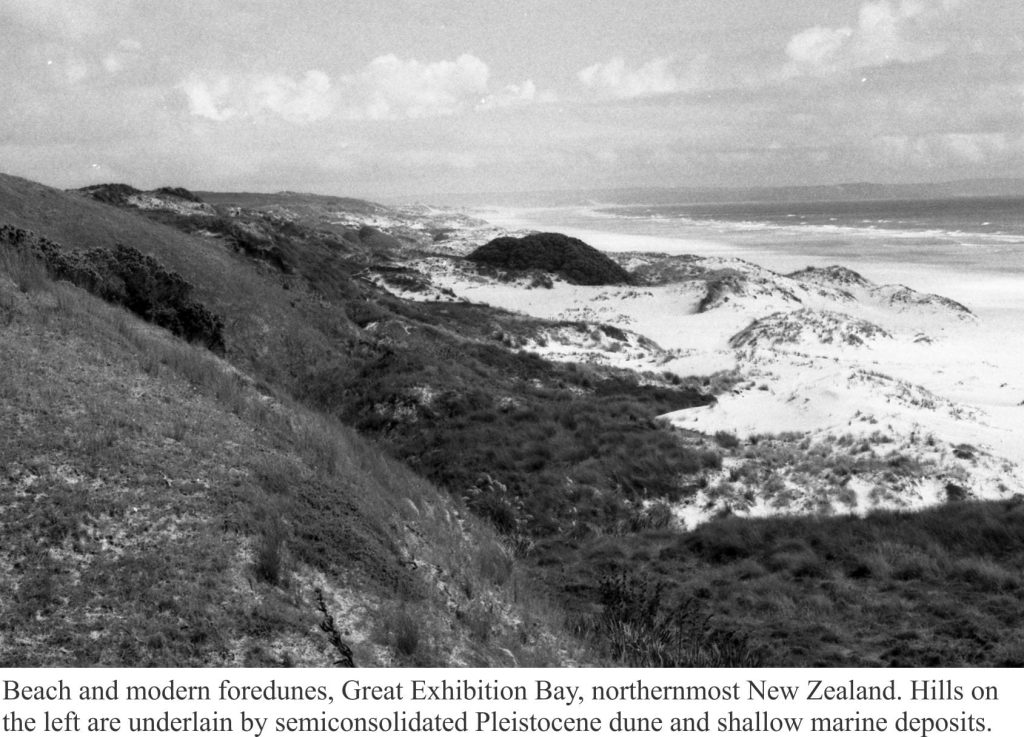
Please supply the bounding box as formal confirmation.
[578,56,681,99]
[784,0,959,76]
[178,70,334,123]
[785,27,855,73]
[179,75,237,122]
[252,71,333,123]
[338,53,489,119]
[179,54,545,123]
[477,80,542,111]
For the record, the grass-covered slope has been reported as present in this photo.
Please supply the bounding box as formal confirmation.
[0,252,583,666]
[0,173,356,389]
[468,232,632,285]
[2,225,225,350]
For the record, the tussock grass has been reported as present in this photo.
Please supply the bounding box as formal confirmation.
[254,455,298,496]
[0,245,50,293]
[477,542,514,586]
[254,516,288,586]
[377,604,426,660]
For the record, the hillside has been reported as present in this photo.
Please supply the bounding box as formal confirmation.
[0,240,593,667]
[5,172,1024,667]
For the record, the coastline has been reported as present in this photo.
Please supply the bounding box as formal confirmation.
[475,204,1024,324]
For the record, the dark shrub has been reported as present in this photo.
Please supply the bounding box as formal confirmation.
[467,232,631,285]
[714,430,741,449]
[1,227,225,352]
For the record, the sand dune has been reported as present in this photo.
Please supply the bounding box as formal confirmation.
[373,219,1024,526]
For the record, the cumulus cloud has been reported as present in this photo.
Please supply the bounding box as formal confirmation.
[252,71,333,123]
[578,56,681,99]
[178,75,239,122]
[178,70,334,123]
[338,53,489,119]
[477,80,539,111]
[179,54,545,123]
[784,0,959,76]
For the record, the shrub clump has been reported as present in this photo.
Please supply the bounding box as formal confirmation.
[467,233,631,286]
[75,183,142,206]
[1,225,225,351]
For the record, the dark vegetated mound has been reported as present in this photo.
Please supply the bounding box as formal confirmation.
[357,225,404,252]
[468,232,631,285]
[78,183,205,207]
[153,186,203,203]
[76,183,142,206]
[1,225,225,351]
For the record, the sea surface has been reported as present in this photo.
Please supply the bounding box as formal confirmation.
[492,195,1024,314]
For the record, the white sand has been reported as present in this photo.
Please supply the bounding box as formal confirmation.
[407,208,1024,524]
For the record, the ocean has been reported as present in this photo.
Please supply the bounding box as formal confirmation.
[487,195,1024,316]
[606,195,1024,237]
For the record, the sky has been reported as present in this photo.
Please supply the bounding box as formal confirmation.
[2,0,1024,200]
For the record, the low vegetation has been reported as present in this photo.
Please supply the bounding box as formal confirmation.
[534,495,1024,666]
[468,232,632,285]
[302,344,715,537]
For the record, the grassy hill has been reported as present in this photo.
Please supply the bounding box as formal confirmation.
[0,178,590,666]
